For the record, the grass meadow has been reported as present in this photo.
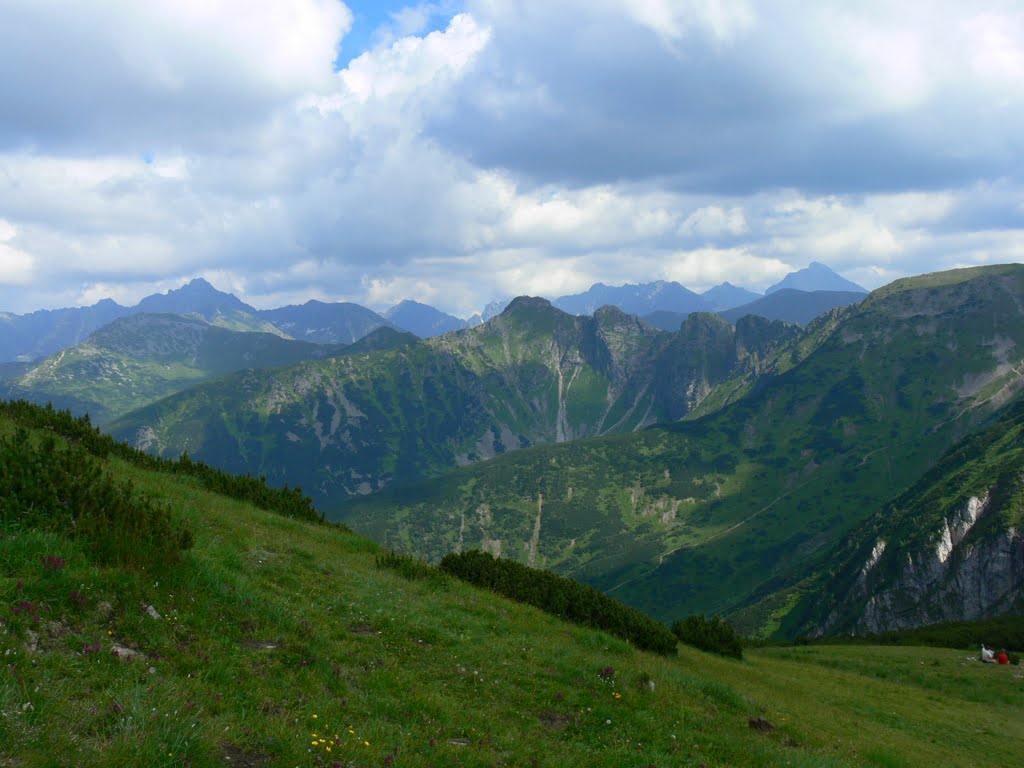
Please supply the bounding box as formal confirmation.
[1,444,1021,767]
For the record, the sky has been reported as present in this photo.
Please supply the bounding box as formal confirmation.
[0,0,1022,318]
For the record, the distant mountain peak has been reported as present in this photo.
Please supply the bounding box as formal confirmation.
[144,277,241,302]
[765,263,867,295]
[481,298,512,321]
[384,299,468,338]
[385,299,430,314]
[700,282,761,311]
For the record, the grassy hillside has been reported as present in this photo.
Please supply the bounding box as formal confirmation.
[2,407,1022,767]
[767,394,1024,638]
[2,314,348,424]
[340,265,1024,626]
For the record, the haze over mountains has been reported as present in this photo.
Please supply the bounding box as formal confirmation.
[0,278,395,362]
[0,262,866,362]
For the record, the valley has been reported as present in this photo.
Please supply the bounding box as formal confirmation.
[3,264,1023,640]
[339,265,1024,630]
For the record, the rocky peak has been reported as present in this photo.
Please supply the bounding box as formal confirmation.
[502,296,557,315]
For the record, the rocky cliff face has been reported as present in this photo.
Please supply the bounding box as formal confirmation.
[840,494,1024,633]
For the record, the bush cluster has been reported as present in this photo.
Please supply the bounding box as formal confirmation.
[0,399,320,524]
[375,550,449,585]
[671,614,744,659]
[800,615,1024,655]
[439,549,677,656]
[0,427,192,569]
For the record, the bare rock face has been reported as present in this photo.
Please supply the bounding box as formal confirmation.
[822,494,1024,634]
[858,525,1023,633]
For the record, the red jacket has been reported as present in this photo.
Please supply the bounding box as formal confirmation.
[997,652,1010,665]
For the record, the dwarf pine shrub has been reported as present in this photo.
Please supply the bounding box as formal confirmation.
[0,399,320,523]
[0,427,192,569]
[439,549,678,656]
[376,550,448,585]
[671,614,744,659]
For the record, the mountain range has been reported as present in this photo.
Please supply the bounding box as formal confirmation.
[5,261,1019,638]
[0,313,419,424]
[0,278,395,362]
[106,302,801,503]
[335,265,1024,632]
[0,263,866,362]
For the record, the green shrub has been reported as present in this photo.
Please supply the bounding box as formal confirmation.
[0,399,320,524]
[439,550,677,656]
[376,550,448,585]
[672,614,744,659]
[799,615,1024,653]
[0,427,192,569]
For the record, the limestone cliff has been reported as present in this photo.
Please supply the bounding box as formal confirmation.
[838,494,1024,633]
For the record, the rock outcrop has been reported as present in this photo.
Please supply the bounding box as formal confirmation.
[812,489,1024,635]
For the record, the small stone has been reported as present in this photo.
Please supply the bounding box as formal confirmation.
[111,643,144,661]
[144,605,162,620]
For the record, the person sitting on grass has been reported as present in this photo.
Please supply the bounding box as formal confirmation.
[981,644,995,663]
[997,649,1010,665]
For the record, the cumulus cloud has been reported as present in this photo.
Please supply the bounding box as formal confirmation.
[431,0,1024,193]
[0,219,34,285]
[0,0,352,152]
[679,206,749,239]
[0,1,1021,317]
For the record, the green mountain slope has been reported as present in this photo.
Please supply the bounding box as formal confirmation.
[109,300,801,505]
[1,314,346,423]
[3,403,1022,768]
[339,265,1024,625]
[772,394,1024,638]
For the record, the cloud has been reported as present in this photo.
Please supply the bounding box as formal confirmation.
[0,247,34,286]
[0,219,34,285]
[0,0,352,152]
[427,1,1024,194]
[662,248,791,291]
[0,1,1021,318]
[679,206,749,239]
